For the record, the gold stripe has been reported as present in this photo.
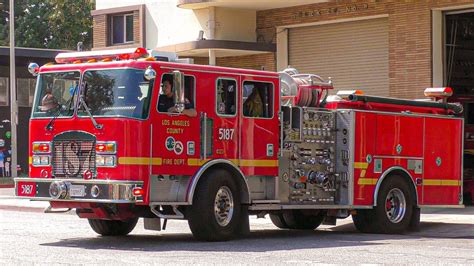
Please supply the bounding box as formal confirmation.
[423,179,460,186]
[118,157,162,166]
[360,169,366,178]
[117,157,277,167]
[187,158,210,166]
[358,178,378,185]
[29,156,32,164]
[354,162,369,169]
[239,159,278,167]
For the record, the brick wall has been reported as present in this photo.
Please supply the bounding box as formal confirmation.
[255,0,474,99]
[189,54,275,72]
[217,53,276,72]
[92,14,107,48]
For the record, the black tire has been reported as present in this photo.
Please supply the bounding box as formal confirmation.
[187,169,242,241]
[463,192,472,205]
[354,176,415,234]
[282,210,326,230]
[352,209,372,233]
[88,218,138,236]
[269,213,290,229]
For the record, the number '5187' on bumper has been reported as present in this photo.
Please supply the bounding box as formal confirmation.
[14,178,144,203]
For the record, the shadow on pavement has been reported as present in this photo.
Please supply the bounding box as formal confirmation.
[40,220,473,252]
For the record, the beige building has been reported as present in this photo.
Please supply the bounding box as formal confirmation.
[92,0,474,100]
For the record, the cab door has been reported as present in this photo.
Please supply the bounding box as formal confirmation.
[211,77,240,162]
[239,78,279,176]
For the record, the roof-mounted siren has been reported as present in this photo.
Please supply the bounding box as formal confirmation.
[424,87,453,103]
[279,66,333,107]
[55,47,149,64]
[150,50,178,62]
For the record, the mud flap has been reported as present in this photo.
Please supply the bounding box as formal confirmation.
[408,207,420,231]
[238,205,250,236]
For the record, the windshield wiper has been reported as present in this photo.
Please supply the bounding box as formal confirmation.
[45,87,78,131]
[79,94,103,130]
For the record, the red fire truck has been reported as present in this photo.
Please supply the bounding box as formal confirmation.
[15,48,464,241]
[449,95,474,204]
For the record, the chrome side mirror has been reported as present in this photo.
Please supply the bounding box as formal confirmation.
[173,70,185,113]
[28,63,39,76]
[144,66,156,81]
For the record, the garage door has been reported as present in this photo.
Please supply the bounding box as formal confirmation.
[289,18,389,96]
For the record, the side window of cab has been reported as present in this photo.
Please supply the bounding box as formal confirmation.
[157,73,197,117]
[216,78,237,116]
[242,81,273,118]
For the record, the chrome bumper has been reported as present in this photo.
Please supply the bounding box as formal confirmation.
[15,178,143,203]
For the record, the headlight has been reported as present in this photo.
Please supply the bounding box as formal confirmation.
[96,155,116,167]
[32,155,50,166]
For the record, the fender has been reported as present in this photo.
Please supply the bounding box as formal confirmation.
[186,159,251,205]
[373,166,418,207]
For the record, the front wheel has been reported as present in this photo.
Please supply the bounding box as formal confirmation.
[88,218,138,236]
[187,169,242,241]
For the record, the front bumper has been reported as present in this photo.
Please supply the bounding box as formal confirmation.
[15,178,143,203]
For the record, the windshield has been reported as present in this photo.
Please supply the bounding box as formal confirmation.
[78,69,153,119]
[31,71,80,118]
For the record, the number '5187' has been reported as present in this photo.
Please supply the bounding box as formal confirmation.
[218,128,234,141]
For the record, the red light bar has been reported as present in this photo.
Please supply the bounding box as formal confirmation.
[55,47,149,64]
[424,87,453,97]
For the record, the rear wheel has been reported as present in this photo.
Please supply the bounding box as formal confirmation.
[269,213,290,229]
[352,175,414,234]
[187,169,242,241]
[282,210,325,230]
[88,218,138,236]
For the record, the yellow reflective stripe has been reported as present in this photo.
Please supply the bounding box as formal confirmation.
[424,179,461,186]
[29,156,32,164]
[358,178,378,185]
[117,157,277,167]
[360,170,366,178]
[187,158,210,166]
[151,158,163,165]
[354,162,368,169]
[239,159,278,167]
[118,157,162,166]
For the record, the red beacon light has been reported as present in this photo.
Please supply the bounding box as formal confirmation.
[55,47,149,64]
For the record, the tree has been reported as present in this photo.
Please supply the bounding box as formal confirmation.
[0,0,94,50]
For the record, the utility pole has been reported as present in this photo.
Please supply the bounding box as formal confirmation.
[9,0,18,178]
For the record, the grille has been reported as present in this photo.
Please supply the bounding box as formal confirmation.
[52,136,96,178]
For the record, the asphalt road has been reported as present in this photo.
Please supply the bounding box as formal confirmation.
[1,207,473,264]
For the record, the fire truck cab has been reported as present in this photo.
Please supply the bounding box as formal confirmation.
[15,48,464,241]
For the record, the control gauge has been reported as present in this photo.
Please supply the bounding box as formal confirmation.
[303,112,310,120]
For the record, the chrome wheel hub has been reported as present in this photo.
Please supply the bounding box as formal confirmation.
[214,186,234,227]
[385,188,406,223]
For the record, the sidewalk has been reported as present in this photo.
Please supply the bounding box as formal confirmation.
[0,187,50,212]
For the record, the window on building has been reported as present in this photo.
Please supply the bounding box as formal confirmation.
[242,81,273,118]
[216,78,236,116]
[0,77,8,106]
[17,78,37,107]
[111,14,134,44]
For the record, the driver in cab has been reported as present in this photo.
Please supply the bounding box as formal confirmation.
[158,78,197,117]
